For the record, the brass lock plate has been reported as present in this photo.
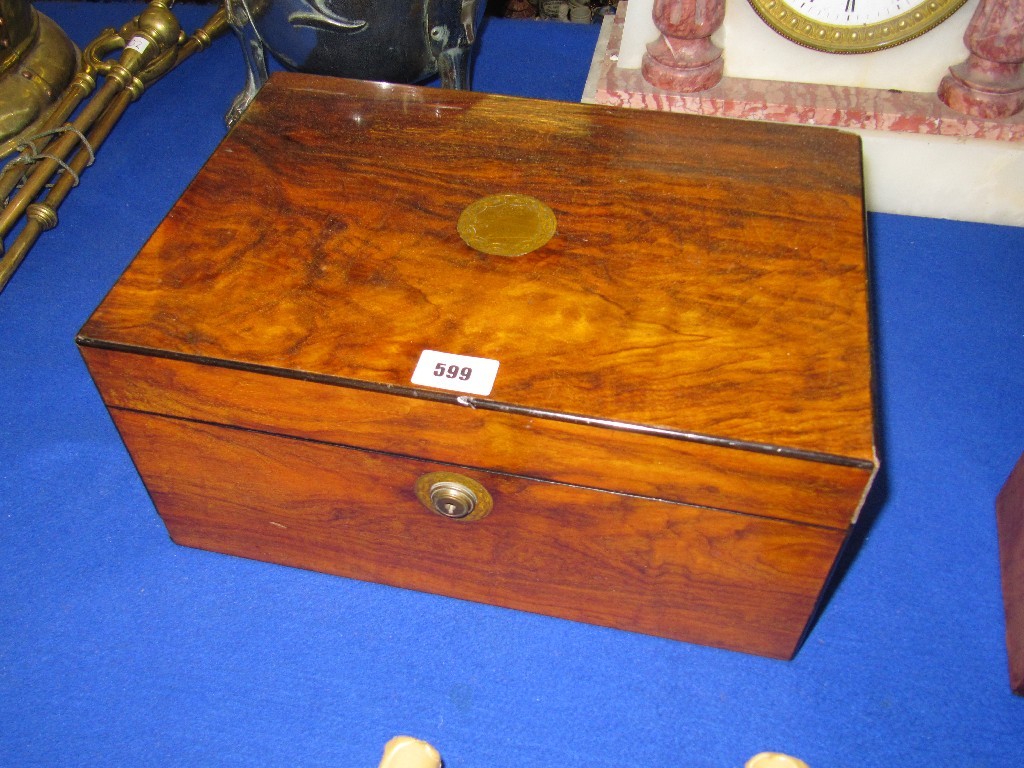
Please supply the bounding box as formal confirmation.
[414,471,493,522]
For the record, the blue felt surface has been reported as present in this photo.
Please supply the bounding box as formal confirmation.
[2,3,1023,766]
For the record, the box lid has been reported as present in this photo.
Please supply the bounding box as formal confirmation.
[79,73,876,521]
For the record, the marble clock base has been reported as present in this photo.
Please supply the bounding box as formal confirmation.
[582,3,1024,227]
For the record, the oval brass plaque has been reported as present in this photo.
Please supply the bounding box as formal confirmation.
[457,194,556,257]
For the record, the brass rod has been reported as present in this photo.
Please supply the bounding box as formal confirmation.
[0,88,134,289]
[0,2,182,241]
[0,7,226,209]
[0,4,226,292]
[0,77,127,240]
[175,8,228,68]
[0,26,126,201]
[0,74,97,203]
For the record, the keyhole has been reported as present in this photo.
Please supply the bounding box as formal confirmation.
[429,481,476,519]
[414,472,492,522]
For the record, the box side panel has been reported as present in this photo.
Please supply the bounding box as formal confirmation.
[996,453,1024,695]
[81,347,873,530]
[108,406,848,660]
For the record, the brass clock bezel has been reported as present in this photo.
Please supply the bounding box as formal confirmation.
[745,0,969,54]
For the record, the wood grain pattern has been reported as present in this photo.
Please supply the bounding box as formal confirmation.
[110,407,848,659]
[81,346,872,529]
[80,72,876,463]
[77,75,879,657]
[996,452,1024,695]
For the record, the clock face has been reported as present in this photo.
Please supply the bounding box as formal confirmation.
[746,0,969,53]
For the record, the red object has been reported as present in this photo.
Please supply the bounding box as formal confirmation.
[938,0,1024,119]
[996,452,1024,695]
[642,0,724,92]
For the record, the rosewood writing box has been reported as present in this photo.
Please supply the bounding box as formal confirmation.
[78,73,878,659]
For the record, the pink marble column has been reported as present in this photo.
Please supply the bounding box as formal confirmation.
[642,0,725,93]
[938,0,1024,118]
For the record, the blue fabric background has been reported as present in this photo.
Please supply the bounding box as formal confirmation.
[2,4,1023,766]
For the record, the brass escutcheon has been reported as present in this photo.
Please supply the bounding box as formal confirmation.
[457,193,556,257]
[414,471,493,521]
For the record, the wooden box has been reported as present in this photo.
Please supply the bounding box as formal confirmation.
[78,73,878,659]
[997,452,1024,695]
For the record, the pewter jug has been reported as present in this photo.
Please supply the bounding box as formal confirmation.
[225,0,485,126]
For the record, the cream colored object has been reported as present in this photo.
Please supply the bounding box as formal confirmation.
[746,753,811,768]
[857,130,1024,228]
[377,737,442,768]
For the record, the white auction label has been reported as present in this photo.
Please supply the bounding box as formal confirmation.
[126,36,150,54]
[411,350,499,396]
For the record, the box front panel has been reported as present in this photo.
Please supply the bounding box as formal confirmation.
[108,407,848,660]
[80,346,874,530]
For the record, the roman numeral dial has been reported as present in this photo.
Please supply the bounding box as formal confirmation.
[746,0,969,53]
